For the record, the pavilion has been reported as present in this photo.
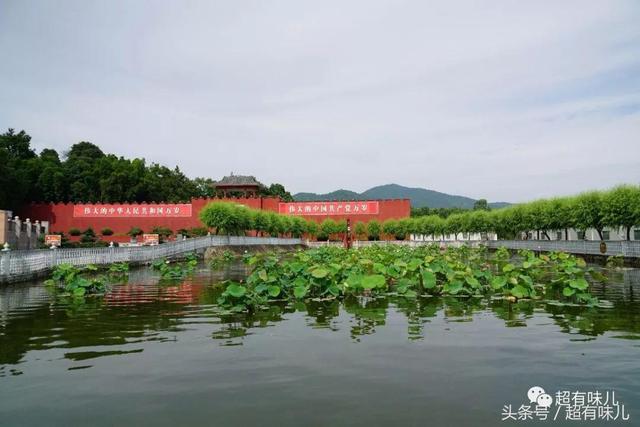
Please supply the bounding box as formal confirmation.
[211,174,265,198]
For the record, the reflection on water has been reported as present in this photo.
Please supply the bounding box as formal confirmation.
[1,263,639,426]
[1,264,639,366]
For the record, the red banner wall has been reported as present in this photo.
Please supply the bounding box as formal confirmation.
[73,203,192,218]
[20,198,409,236]
[279,201,379,216]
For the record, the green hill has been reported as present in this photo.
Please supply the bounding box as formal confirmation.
[293,183,510,209]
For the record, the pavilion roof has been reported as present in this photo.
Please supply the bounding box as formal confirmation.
[213,174,265,188]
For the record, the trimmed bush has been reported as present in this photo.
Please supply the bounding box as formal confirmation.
[127,227,143,237]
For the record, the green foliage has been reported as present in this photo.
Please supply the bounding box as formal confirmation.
[199,202,252,235]
[210,249,237,269]
[44,264,108,297]
[107,262,129,277]
[606,255,624,268]
[0,128,207,207]
[411,206,469,218]
[80,227,97,243]
[367,220,381,240]
[101,227,114,236]
[318,219,338,241]
[473,199,490,211]
[395,185,640,241]
[151,226,172,237]
[601,185,640,240]
[151,252,198,281]
[178,227,209,237]
[69,228,81,236]
[261,183,294,202]
[218,245,603,311]
[354,221,367,239]
[305,220,319,238]
[151,226,173,242]
[127,227,143,237]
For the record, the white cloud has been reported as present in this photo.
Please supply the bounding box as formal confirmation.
[1,0,639,202]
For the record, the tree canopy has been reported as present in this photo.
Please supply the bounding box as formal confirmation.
[0,128,294,211]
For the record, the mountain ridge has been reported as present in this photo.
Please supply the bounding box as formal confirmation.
[293,183,510,209]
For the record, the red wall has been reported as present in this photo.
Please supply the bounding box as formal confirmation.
[20,198,410,236]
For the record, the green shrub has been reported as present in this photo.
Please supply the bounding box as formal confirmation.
[80,227,97,243]
[189,227,209,236]
[101,227,114,236]
[69,228,81,236]
[367,220,381,240]
[127,227,143,237]
[151,226,173,239]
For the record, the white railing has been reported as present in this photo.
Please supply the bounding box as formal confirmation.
[307,239,640,257]
[485,240,640,258]
[306,240,480,248]
[0,235,303,283]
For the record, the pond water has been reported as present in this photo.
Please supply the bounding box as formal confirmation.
[1,263,639,426]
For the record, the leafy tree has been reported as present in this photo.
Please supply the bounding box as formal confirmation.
[319,219,338,241]
[199,202,253,235]
[473,199,489,211]
[290,217,308,238]
[305,220,319,238]
[367,220,381,241]
[354,221,367,240]
[602,185,640,240]
[446,214,466,240]
[192,177,216,198]
[572,191,606,240]
[261,183,294,202]
[251,210,271,237]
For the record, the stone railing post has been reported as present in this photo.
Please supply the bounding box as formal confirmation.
[0,242,10,279]
[13,216,21,239]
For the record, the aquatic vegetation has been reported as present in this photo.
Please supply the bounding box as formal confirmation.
[151,252,198,280]
[210,249,237,269]
[606,255,624,268]
[107,262,129,278]
[44,264,108,296]
[217,245,606,311]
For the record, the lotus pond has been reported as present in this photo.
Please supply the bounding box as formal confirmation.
[1,246,639,426]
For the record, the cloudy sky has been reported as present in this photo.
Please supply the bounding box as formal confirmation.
[1,1,639,202]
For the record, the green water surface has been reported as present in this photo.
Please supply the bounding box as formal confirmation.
[1,264,639,426]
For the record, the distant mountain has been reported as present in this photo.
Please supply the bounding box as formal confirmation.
[294,189,361,201]
[294,183,510,209]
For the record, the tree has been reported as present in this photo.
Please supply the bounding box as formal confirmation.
[602,185,640,240]
[252,211,271,237]
[0,128,35,159]
[262,183,294,202]
[0,129,37,210]
[572,191,606,240]
[473,199,489,211]
[446,214,466,240]
[382,219,408,240]
[193,177,216,198]
[305,220,319,238]
[467,210,492,236]
[199,202,242,235]
[290,217,308,238]
[319,219,338,241]
[354,222,367,240]
[367,220,381,241]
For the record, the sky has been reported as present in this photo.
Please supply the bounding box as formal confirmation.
[1,0,639,203]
